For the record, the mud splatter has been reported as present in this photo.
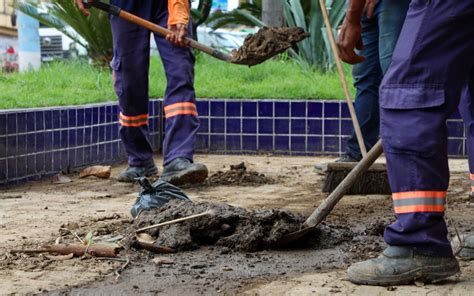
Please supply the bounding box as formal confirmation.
[231,27,310,66]
[203,162,274,186]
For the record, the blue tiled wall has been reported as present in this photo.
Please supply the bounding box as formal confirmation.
[0,100,162,186]
[0,98,466,186]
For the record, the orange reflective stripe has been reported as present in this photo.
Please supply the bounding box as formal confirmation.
[164,102,196,112]
[470,173,474,180]
[392,191,446,200]
[394,205,445,214]
[119,119,148,127]
[165,110,198,119]
[164,102,198,119]
[119,112,148,121]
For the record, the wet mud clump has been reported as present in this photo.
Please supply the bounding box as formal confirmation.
[204,162,274,186]
[132,200,305,252]
[232,27,310,66]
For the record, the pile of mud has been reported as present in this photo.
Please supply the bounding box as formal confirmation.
[203,162,274,186]
[231,27,310,66]
[131,200,305,252]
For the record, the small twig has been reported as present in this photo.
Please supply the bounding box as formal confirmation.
[135,210,215,233]
[73,232,85,244]
[115,257,130,281]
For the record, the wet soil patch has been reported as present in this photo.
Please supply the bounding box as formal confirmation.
[231,27,310,66]
[201,162,275,187]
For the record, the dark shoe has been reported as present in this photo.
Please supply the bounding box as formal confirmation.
[336,153,361,163]
[452,234,474,259]
[160,158,208,186]
[117,161,158,183]
[347,246,460,286]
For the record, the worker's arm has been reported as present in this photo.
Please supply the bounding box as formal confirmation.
[166,0,191,47]
[337,0,367,64]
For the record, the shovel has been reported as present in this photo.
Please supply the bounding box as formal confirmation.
[83,0,310,66]
[276,140,384,247]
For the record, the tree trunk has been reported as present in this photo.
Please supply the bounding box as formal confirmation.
[262,0,284,27]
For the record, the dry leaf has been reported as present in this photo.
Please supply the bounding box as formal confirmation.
[79,166,111,179]
[136,233,156,244]
[46,253,74,261]
[152,256,174,265]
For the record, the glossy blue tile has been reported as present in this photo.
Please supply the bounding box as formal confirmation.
[195,134,209,151]
[226,101,241,117]
[7,158,16,179]
[307,136,322,152]
[275,102,290,117]
[258,136,273,151]
[17,135,26,155]
[7,136,16,157]
[67,148,76,168]
[307,119,322,135]
[7,113,16,134]
[92,107,99,125]
[291,119,306,134]
[210,135,225,151]
[52,110,61,129]
[76,148,84,165]
[226,135,241,151]
[197,100,209,116]
[92,126,99,143]
[210,118,225,133]
[0,114,6,135]
[198,118,209,134]
[447,121,464,138]
[275,119,289,134]
[291,136,306,152]
[324,137,340,152]
[77,109,85,127]
[44,132,53,151]
[98,144,106,161]
[44,152,53,172]
[84,127,92,145]
[17,156,27,177]
[112,105,119,119]
[291,102,306,117]
[341,103,351,118]
[226,118,241,134]
[36,153,45,173]
[99,106,106,123]
[341,120,353,135]
[27,112,35,132]
[53,131,61,150]
[27,133,35,154]
[105,124,112,142]
[60,109,68,128]
[259,101,273,117]
[52,153,62,171]
[242,101,257,117]
[307,102,322,118]
[76,128,84,146]
[324,119,340,135]
[0,159,6,180]
[90,145,98,163]
[211,101,225,116]
[84,146,92,164]
[99,125,105,142]
[275,136,289,151]
[68,109,77,127]
[324,102,340,118]
[242,136,257,151]
[448,139,463,156]
[243,119,257,134]
[15,113,26,134]
[61,130,68,148]
[85,108,93,126]
[106,105,113,123]
[35,132,44,152]
[44,111,53,130]
[35,111,44,131]
[258,119,273,134]
[60,150,69,170]
[0,137,6,158]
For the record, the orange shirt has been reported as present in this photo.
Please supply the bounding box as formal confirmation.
[168,0,190,26]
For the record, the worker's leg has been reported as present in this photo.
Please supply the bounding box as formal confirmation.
[152,0,207,185]
[348,0,474,285]
[110,1,158,181]
[458,73,474,198]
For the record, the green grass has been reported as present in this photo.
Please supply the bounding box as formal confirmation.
[0,54,354,109]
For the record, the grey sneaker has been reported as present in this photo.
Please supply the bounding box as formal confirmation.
[347,246,460,286]
[452,234,474,259]
[117,161,158,183]
[160,158,208,186]
[336,153,361,163]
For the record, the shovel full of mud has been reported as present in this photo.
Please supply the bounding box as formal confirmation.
[84,0,310,66]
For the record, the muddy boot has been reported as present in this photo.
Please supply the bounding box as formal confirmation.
[117,161,159,183]
[160,158,208,186]
[314,153,360,171]
[452,234,474,259]
[347,246,460,286]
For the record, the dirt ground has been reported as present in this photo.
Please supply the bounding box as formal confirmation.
[0,154,473,295]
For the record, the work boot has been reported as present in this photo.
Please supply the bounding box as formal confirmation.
[314,153,360,171]
[160,157,208,186]
[117,161,159,183]
[347,246,460,286]
[452,234,474,259]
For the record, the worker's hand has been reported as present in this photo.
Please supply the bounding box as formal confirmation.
[365,0,378,18]
[166,24,190,47]
[337,17,365,64]
[75,0,91,16]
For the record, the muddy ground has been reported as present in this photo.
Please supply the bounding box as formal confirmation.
[0,155,473,295]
